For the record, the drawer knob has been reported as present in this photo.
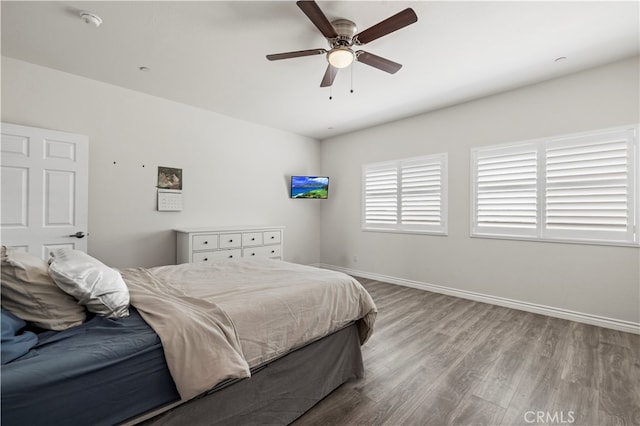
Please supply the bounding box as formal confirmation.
[251,238,255,241]
[204,258,208,261]
[229,255,234,258]
[251,253,255,256]
[203,241,208,245]
[229,239,233,243]
[271,250,275,254]
[270,236,275,239]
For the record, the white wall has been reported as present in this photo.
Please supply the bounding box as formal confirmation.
[320,56,640,327]
[1,57,322,268]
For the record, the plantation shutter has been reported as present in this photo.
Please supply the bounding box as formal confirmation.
[543,128,637,243]
[363,162,398,227]
[363,154,447,234]
[472,125,638,246]
[400,155,447,232]
[472,143,538,237]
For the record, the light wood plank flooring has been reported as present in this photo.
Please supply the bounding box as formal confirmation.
[294,278,640,426]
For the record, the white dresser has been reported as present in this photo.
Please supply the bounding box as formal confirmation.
[175,226,284,264]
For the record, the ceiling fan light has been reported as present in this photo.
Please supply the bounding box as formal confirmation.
[327,48,354,68]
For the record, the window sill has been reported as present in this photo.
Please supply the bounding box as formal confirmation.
[470,233,640,248]
[362,227,448,236]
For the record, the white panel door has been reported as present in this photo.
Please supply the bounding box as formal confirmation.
[1,123,88,259]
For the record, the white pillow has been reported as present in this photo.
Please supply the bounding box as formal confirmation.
[48,249,130,318]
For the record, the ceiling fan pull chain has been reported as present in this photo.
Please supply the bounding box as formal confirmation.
[350,64,354,94]
[329,68,334,100]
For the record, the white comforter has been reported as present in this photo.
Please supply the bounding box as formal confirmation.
[122,259,377,401]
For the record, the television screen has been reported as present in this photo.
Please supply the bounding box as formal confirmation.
[290,176,329,199]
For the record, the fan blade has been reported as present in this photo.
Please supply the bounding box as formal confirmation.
[320,64,338,87]
[354,8,417,45]
[266,48,326,61]
[356,51,402,74]
[296,1,338,39]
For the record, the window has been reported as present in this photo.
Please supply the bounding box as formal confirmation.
[471,125,639,246]
[473,142,539,238]
[363,153,447,234]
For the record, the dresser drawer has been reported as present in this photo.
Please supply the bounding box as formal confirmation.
[219,233,241,249]
[192,234,218,251]
[242,232,263,246]
[193,249,241,263]
[243,245,281,259]
[263,231,281,245]
[192,251,216,262]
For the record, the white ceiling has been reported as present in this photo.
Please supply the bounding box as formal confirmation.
[2,1,639,140]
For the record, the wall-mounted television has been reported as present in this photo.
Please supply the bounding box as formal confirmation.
[290,176,329,199]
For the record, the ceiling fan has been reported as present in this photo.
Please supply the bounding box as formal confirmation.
[266,1,418,87]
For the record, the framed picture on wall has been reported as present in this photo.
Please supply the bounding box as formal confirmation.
[157,166,182,190]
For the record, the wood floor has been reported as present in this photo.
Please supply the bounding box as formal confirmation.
[294,278,640,426]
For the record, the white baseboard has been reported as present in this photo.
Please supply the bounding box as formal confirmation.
[316,263,640,335]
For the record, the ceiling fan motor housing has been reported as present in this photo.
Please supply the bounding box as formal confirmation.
[330,19,357,47]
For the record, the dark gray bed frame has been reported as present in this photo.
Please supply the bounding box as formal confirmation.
[131,323,364,426]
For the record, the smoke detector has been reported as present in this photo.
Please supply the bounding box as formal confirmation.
[80,11,102,28]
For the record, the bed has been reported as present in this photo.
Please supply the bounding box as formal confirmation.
[1,247,377,426]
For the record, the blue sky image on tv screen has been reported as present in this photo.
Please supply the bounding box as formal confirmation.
[291,176,329,199]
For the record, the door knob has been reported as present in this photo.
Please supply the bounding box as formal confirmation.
[69,231,86,239]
